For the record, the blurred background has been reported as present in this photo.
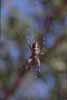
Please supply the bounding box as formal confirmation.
[0,0,67,100]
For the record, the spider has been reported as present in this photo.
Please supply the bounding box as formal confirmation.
[27,40,45,73]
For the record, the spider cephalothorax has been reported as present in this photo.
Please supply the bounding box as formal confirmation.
[31,41,40,56]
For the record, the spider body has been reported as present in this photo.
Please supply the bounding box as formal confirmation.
[28,41,41,72]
